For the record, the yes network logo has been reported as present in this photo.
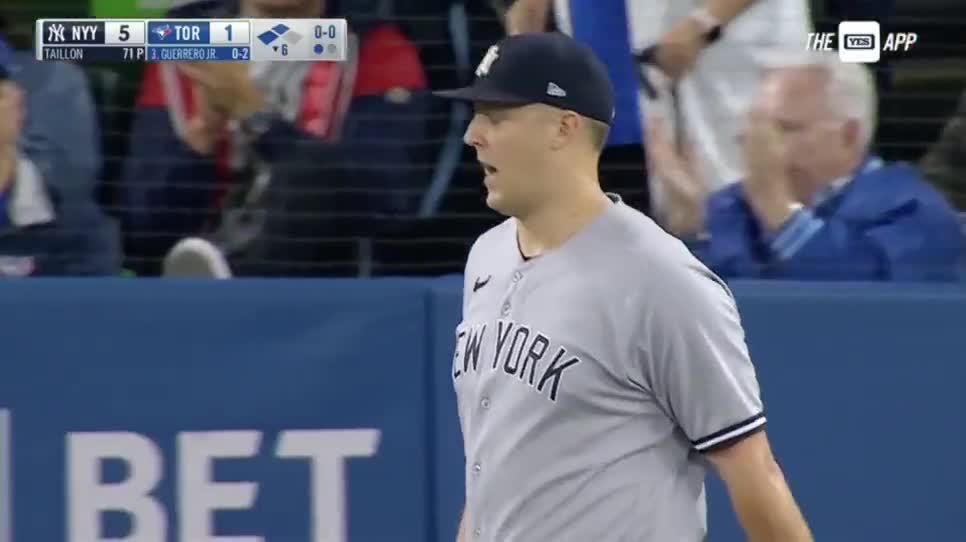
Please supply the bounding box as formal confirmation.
[838,21,881,62]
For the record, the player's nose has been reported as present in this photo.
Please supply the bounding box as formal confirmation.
[463,116,486,148]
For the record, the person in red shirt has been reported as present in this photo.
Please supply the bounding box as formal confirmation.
[120,0,430,276]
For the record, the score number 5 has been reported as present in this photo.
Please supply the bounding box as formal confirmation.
[106,21,145,45]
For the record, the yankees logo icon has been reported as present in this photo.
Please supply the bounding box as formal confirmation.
[40,21,105,44]
[46,23,65,42]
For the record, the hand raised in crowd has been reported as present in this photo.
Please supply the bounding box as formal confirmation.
[738,111,799,231]
[653,16,707,81]
[180,82,229,155]
[178,63,266,120]
[644,115,708,238]
[503,0,552,34]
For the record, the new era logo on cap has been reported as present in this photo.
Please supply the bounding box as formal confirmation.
[546,82,566,97]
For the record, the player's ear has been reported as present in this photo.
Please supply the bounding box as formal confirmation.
[550,110,580,150]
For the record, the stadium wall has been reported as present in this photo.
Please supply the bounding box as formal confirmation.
[0,278,963,542]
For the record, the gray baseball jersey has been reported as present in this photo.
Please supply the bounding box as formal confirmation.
[452,194,765,542]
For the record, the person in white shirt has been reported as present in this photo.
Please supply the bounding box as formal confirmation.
[500,0,812,210]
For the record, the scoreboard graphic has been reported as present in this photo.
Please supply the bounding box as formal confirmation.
[34,18,348,63]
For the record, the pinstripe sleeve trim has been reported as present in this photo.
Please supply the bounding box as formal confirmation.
[692,412,767,453]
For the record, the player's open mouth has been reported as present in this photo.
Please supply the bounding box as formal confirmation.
[480,162,498,176]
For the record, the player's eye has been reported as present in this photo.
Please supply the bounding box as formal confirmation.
[475,105,510,124]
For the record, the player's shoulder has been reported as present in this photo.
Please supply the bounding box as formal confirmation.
[604,200,699,269]
[604,199,732,293]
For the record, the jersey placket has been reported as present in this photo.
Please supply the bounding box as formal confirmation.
[498,264,529,319]
[470,264,528,541]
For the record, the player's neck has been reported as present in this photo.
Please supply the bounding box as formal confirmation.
[516,183,611,258]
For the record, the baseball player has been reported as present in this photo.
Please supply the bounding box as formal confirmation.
[434,32,813,542]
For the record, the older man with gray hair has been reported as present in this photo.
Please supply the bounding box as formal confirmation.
[647,51,964,282]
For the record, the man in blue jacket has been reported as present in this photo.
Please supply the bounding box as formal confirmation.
[647,52,964,282]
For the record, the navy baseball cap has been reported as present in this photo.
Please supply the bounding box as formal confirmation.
[434,32,615,125]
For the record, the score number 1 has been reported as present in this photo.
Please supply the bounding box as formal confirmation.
[211,21,249,45]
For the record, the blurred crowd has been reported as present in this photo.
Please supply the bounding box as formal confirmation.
[0,0,963,280]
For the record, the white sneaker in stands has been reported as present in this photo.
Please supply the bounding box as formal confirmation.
[162,237,233,279]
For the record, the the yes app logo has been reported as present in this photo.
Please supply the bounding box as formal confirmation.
[838,21,881,63]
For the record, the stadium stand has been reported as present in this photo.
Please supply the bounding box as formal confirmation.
[0,0,963,277]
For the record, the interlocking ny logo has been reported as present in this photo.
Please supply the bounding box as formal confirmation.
[476,45,500,77]
[47,23,65,42]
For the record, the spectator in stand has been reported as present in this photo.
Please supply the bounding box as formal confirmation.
[120,0,430,277]
[0,20,106,213]
[496,0,811,215]
[921,88,966,211]
[647,52,964,282]
[0,36,121,277]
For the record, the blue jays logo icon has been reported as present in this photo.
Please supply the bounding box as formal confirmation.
[153,24,173,40]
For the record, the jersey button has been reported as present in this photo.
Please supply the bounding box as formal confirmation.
[501,302,510,316]
[473,462,482,473]
[480,397,490,409]
[512,271,523,282]
[474,527,482,537]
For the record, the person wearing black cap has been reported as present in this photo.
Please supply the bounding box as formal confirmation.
[437,32,812,542]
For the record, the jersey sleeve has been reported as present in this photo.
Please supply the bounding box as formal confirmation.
[639,261,765,453]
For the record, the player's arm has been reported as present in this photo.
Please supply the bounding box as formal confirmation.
[638,260,812,541]
[705,431,813,542]
[455,507,467,542]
